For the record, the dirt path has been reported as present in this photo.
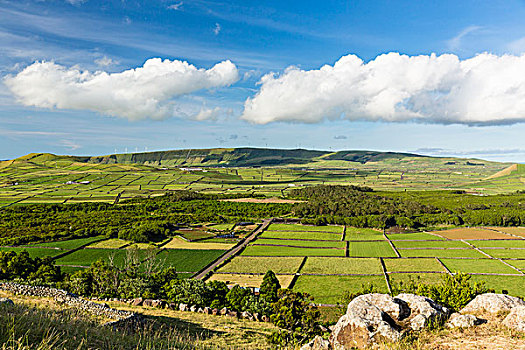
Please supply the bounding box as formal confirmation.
[194,218,273,280]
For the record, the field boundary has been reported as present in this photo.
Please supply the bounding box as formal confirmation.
[435,257,453,275]
[384,234,401,258]
[379,258,392,293]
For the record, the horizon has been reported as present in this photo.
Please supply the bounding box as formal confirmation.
[2,1,525,162]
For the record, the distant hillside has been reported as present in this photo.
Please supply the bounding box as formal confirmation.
[3,147,509,170]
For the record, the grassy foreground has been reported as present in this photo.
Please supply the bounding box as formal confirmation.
[0,292,278,350]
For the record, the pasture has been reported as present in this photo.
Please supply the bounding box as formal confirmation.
[210,224,525,304]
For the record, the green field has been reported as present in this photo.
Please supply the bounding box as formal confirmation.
[55,248,130,267]
[393,240,470,249]
[266,224,343,233]
[348,241,397,257]
[469,275,525,296]
[507,260,525,271]
[383,258,446,272]
[389,273,445,287]
[259,230,342,241]
[300,257,383,275]
[217,256,304,274]
[481,249,525,259]
[294,275,388,304]
[469,240,525,248]
[156,249,225,272]
[253,238,345,248]
[30,236,104,250]
[241,245,345,257]
[344,227,385,241]
[441,258,521,274]
[0,247,65,258]
[387,232,445,240]
[399,249,486,258]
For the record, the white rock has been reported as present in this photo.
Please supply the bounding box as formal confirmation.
[461,294,525,314]
[446,313,483,328]
[395,293,450,330]
[503,306,525,332]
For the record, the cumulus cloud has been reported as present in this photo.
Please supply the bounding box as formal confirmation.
[4,58,239,120]
[241,52,525,125]
[94,56,117,67]
[167,2,183,10]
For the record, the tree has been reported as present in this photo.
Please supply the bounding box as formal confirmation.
[226,284,250,311]
[268,289,321,346]
[259,270,280,303]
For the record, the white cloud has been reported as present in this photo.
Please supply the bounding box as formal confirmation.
[4,58,239,120]
[94,56,117,67]
[167,2,183,10]
[213,23,221,35]
[65,0,87,5]
[241,52,525,126]
[194,107,221,121]
[447,26,481,51]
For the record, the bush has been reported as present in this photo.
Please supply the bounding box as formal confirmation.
[259,270,281,303]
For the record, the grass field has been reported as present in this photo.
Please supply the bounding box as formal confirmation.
[469,275,525,296]
[383,258,446,272]
[507,260,525,271]
[348,241,397,257]
[393,240,470,249]
[468,240,525,248]
[300,257,383,275]
[163,237,236,250]
[293,275,388,304]
[266,223,343,233]
[0,247,64,258]
[241,245,345,257]
[387,232,445,240]
[217,256,304,274]
[388,273,445,287]
[486,227,525,238]
[55,248,130,267]
[441,258,521,274]
[344,227,385,241]
[481,249,525,259]
[30,236,104,249]
[399,248,487,258]
[175,229,214,241]
[253,238,345,248]
[156,249,225,272]
[259,230,342,241]
[208,273,295,288]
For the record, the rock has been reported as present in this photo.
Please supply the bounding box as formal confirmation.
[253,312,260,322]
[168,303,177,310]
[212,308,219,316]
[203,307,211,314]
[151,300,165,308]
[179,303,188,312]
[241,311,253,320]
[0,298,14,306]
[142,299,154,307]
[198,307,204,313]
[300,335,331,350]
[330,294,403,349]
[503,306,525,332]
[446,313,484,328]
[461,294,525,314]
[261,314,270,322]
[220,307,228,316]
[228,311,238,318]
[395,293,449,330]
[190,305,197,312]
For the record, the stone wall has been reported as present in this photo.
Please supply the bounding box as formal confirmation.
[0,282,136,323]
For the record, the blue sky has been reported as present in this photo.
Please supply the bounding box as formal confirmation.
[2,0,525,161]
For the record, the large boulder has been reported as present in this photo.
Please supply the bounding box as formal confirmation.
[395,293,450,330]
[330,294,404,349]
[446,313,484,328]
[461,294,525,314]
[503,306,525,332]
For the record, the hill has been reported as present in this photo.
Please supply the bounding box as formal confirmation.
[3,147,506,169]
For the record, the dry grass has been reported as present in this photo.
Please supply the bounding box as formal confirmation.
[431,228,518,240]
[163,237,236,250]
[487,227,525,238]
[87,239,129,249]
[207,273,295,288]
[487,164,518,179]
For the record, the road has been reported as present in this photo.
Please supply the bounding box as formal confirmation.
[193,218,273,280]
